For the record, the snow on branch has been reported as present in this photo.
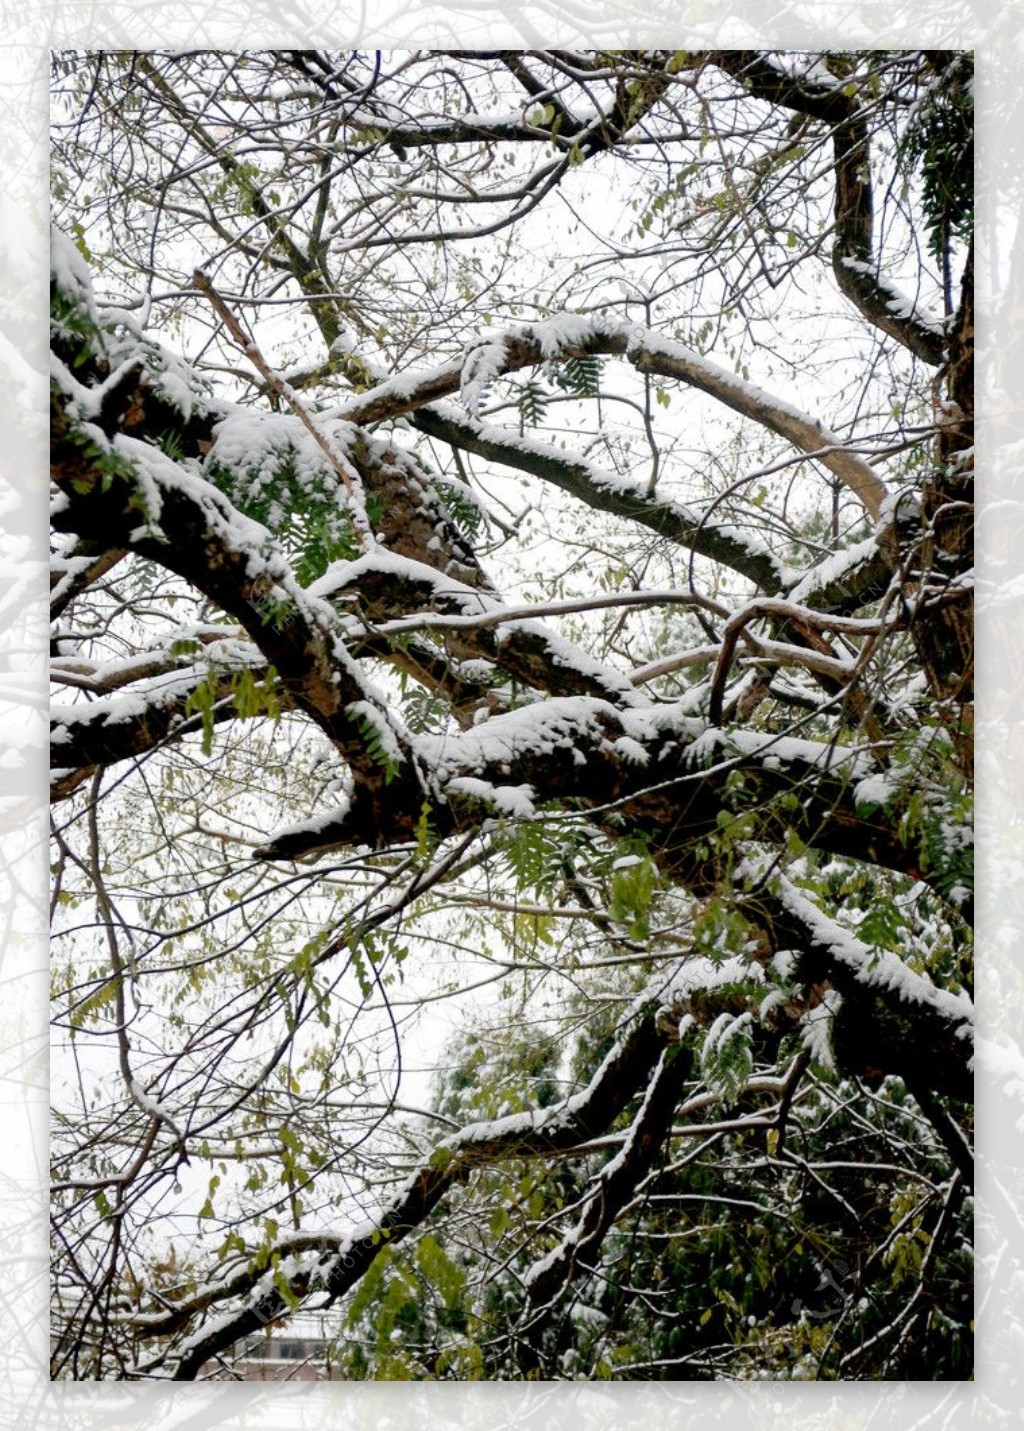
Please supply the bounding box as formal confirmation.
[50,377,420,801]
[335,313,889,518]
[518,1040,691,1341]
[742,862,973,1103]
[311,547,645,709]
[412,403,787,592]
[256,693,935,904]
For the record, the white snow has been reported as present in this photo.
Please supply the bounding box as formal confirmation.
[50,227,98,313]
[785,537,881,604]
[854,772,897,810]
[460,338,510,416]
[447,777,535,818]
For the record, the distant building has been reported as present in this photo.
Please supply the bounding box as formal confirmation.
[217,1320,342,1380]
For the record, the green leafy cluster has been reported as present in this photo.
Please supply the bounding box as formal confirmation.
[899,54,974,262]
[498,818,591,899]
[516,378,549,430]
[347,707,401,783]
[50,285,105,373]
[697,1010,755,1103]
[432,1025,562,1122]
[332,1232,485,1380]
[511,353,602,432]
[631,162,699,239]
[553,353,603,399]
[433,477,486,546]
[345,927,409,999]
[551,1067,968,1380]
[400,683,452,736]
[607,839,660,940]
[184,663,281,756]
[206,446,365,586]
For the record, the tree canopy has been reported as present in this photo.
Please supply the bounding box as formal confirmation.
[49,49,973,1381]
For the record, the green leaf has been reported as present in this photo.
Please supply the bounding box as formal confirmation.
[516,379,550,429]
[184,667,220,756]
[71,978,118,1030]
[345,1243,391,1328]
[608,843,658,939]
[558,353,602,397]
[415,799,435,858]
[198,1173,221,1219]
[349,708,401,783]
[416,1232,466,1310]
[274,1266,301,1311]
